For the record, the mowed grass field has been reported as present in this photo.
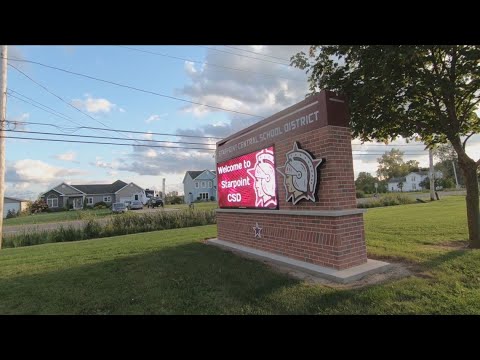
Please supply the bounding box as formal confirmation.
[0,196,479,314]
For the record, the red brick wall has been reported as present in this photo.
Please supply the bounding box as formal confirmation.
[217,212,366,270]
[276,125,357,211]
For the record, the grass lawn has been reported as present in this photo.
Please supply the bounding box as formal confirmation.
[0,196,479,314]
[3,209,113,226]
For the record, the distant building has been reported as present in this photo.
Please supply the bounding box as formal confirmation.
[387,171,442,192]
[182,170,217,203]
[41,180,146,209]
[3,197,29,218]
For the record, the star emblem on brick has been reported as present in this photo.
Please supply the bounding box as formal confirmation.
[253,222,263,238]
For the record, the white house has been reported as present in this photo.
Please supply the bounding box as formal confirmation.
[183,170,217,203]
[3,197,29,218]
[388,171,443,192]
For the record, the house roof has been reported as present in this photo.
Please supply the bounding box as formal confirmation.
[388,177,406,183]
[186,171,204,180]
[4,196,29,202]
[70,180,128,195]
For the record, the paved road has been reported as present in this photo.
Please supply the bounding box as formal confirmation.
[356,190,466,205]
[3,207,180,236]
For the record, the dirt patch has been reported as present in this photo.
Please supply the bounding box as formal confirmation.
[261,259,413,290]
[429,240,469,250]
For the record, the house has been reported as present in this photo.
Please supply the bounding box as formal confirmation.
[41,180,146,210]
[3,197,29,218]
[387,171,442,192]
[183,170,217,203]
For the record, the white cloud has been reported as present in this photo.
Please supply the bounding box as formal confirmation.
[145,113,167,124]
[145,149,157,158]
[90,157,119,169]
[184,61,197,75]
[71,95,116,114]
[119,107,126,113]
[55,151,77,162]
[6,159,87,185]
[173,45,309,139]
[142,131,153,140]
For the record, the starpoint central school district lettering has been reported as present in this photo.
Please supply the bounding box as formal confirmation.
[219,110,320,157]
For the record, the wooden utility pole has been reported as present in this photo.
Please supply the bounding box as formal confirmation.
[429,148,435,201]
[0,45,7,249]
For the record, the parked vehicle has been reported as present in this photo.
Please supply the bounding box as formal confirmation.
[112,202,128,214]
[129,200,144,210]
[123,200,132,209]
[147,197,164,208]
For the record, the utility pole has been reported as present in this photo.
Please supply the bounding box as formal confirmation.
[429,148,435,201]
[452,160,460,189]
[0,45,8,249]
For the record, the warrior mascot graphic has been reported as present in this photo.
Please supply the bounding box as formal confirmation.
[277,142,324,205]
[247,148,277,207]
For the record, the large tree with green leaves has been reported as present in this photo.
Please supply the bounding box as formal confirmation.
[292,46,480,248]
[376,148,420,180]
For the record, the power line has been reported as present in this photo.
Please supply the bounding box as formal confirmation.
[7,91,77,126]
[118,46,304,83]
[198,46,292,67]
[5,56,263,119]
[223,45,292,62]
[8,120,224,139]
[4,129,216,146]
[2,135,216,151]
[8,63,138,143]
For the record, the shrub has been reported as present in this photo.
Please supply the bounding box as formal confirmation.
[356,190,365,199]
[6,209,18,219]
[357,193,415,209]
[3,209,217,249]
[30,199,48,213]
[93,201,108,208]
[170,196,183,205]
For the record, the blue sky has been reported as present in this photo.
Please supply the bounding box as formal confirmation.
[5,45,480,200]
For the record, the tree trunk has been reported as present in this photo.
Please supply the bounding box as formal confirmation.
[458,159,480,248]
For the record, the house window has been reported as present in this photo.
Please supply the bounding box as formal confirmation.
[47,194,58,208]
[391,187,394,191]
[208,181,212,188]
[195,182,199,189]
[103,196,111,202]
[201,181,206,188]
[412,176,416,181]
[87,197,94,205]
[134,195,139,201]
[412,184,417,190]
[200,192,209,200]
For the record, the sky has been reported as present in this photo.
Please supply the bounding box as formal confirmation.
[4,45,480,200]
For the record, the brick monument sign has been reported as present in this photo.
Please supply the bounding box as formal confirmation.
[209,90,390,282]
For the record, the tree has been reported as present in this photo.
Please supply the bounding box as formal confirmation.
[292,46,480,248]
[376,148,419,180]
[355,172,376,194]
[397,181,404,192]
[434,142,463,187]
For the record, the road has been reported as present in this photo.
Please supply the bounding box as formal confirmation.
[356,190,466,205]
[3,207,180,236]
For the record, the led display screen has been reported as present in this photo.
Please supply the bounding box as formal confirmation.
[217,146,278,209]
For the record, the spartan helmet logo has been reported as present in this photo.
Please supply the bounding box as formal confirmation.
[277,142,325,205]
[247,148,277,207]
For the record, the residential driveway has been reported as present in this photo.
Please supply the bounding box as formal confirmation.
[3,207,180,236]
